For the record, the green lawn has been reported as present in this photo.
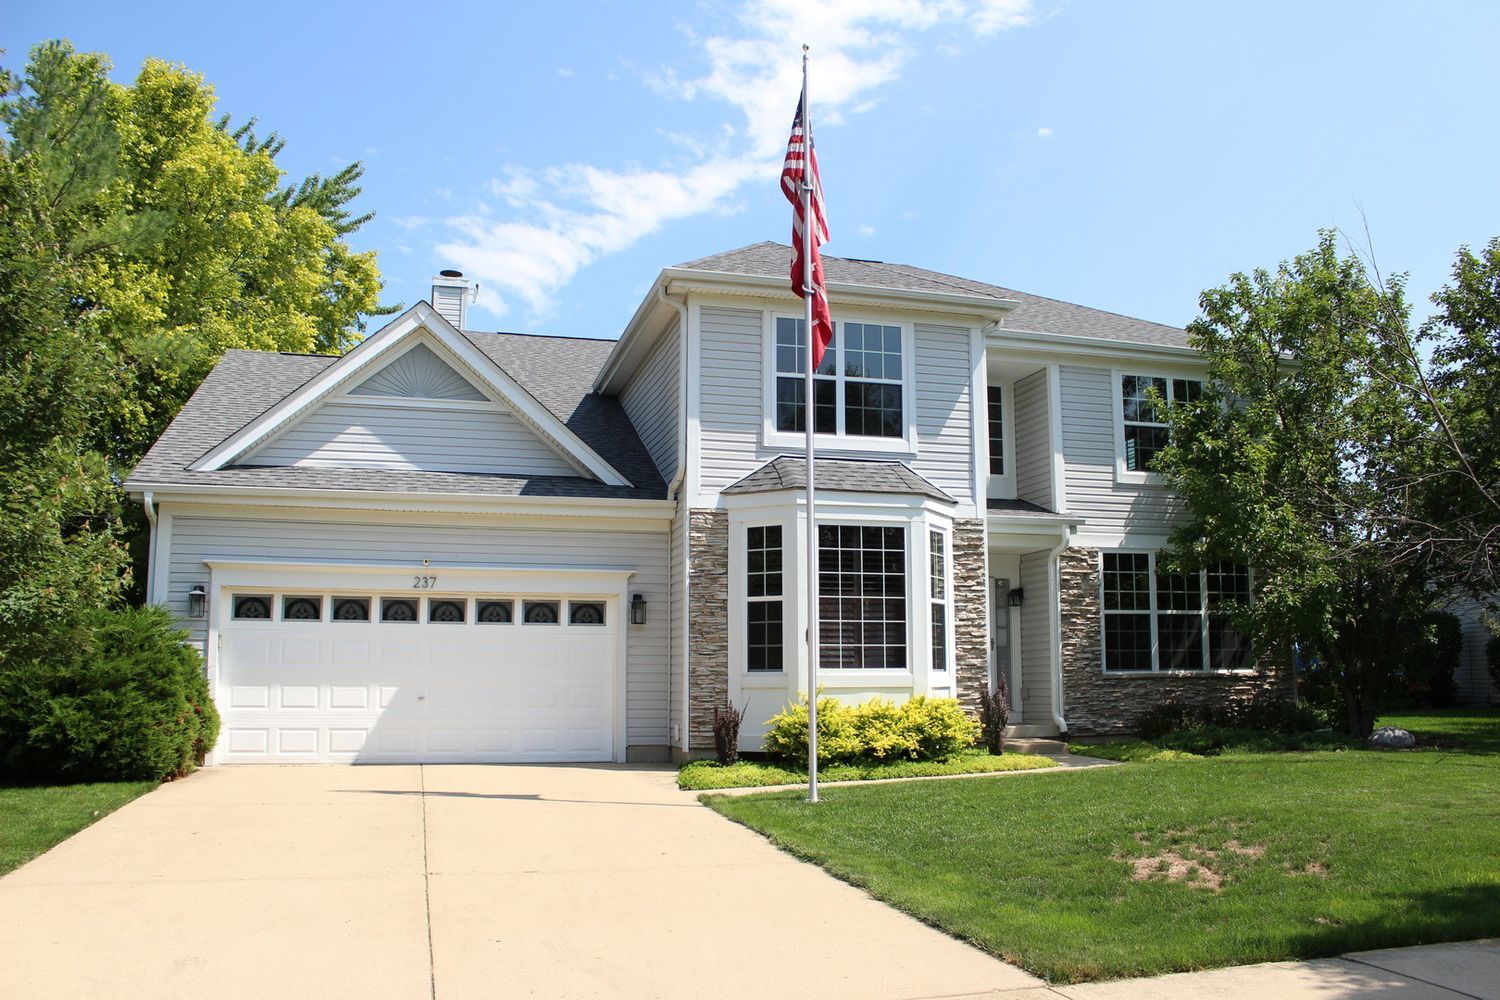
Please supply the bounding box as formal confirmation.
[0,782,157,876]
[707,709,1500,983]
[680,749,1055,790]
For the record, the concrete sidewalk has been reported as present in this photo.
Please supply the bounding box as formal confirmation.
[974,939,1500,999]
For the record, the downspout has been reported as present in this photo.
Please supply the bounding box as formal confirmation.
[1047,526,1074,736]
[657,283,690,753]
[142,491,158,603]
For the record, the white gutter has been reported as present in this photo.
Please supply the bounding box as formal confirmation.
[142,491,158,599]
[657,282,691,754]
[1047,526,1074,736]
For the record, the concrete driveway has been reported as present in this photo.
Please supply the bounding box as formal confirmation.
[0,764,1041,1000]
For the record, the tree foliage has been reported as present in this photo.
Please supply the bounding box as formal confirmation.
[1154,232,1499,736]
[1,40,390,466]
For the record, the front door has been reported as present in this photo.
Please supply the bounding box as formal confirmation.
[990,576,1019,714]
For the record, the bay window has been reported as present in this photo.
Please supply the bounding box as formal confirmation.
[929,529,948,672]
[746,525,784,671]
[819,525,907,669]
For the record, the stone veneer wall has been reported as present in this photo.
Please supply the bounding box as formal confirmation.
[687,509,729,750]
[951,519,990,716]
[1059,546,1295,736]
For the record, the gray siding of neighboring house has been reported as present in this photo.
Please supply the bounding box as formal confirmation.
[1012,370,1053,509]
[1449,595,1498,704]
[163,511,670,746]
[1059,365,1183,534]
[1018,550,1052,726]
[695,306,977,511]
[243,400,577,477]
[619,319,680,482]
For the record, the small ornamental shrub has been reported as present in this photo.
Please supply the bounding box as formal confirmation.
[979,676,1010,755]
[712,700,747,765]
[763,693,978,764]
[1136,695,1322,741]
[0,605,220,782]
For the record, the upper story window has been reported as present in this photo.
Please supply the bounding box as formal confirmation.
[987,385,1005,476]
[774,317,904,439]
[1118,374,1202,477]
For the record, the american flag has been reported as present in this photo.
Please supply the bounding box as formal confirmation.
[781,95,833,371]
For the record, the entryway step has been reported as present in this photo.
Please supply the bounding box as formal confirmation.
[1004,724,1060,739]
[1006,738,1069,756]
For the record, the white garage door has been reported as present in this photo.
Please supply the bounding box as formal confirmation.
[216,590,617,763]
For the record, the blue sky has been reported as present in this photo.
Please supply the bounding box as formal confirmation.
[7,1,1499,340]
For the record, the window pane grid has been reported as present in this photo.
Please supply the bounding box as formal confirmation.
[773,317,904,438]
[1102,553,1251,673]
[988,385,1005,475]
[818,525,906,669]
[929,529,948,672]
[1121,374,1202,472]
[747,525,785,672]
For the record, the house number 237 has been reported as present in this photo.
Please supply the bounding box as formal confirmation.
[412,575,438,589]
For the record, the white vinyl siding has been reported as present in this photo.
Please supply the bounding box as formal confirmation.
[620,319,680,482]
[696,307,976,512]
[911,322,975,509]
[243,400,577,477]
[1012,370,1053,509]
[1017,550,1052,726]
[1059,366,1183,533]
[163,511,669,747]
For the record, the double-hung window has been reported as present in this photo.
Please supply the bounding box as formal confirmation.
[1100,552,1251,672]
[746,526,784,671]
[819,525,907,669]
[1119,374,1202,474]
[774,317,904,439]
[987,385,1005,476]
[929,529,948,672]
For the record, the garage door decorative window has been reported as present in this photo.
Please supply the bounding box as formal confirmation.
[381,598,418,622]
[569,601,605,625]
[429,599,466,623]
[333,597,370,621]
[524,600,560,624]
[477,600,513,623]
[233,595,271,620]
[283,596,322,621]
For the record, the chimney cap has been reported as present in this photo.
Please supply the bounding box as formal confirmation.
[438,268,465,279]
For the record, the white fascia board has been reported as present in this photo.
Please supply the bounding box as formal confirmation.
[987,326,1204,367]
[986,514,1086,538]
[203,559,635,598]
[131,483,674,520]
[660,268,1016,320]
[594,271,671,394]
[191,302,632,488]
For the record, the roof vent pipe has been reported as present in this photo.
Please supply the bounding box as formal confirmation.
[431,269,476,331]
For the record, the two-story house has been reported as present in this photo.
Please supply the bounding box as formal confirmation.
[126,243,1292,764]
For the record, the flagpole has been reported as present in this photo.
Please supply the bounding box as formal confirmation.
[800,45,819,804]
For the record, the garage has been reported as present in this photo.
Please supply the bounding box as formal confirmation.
[209,564,627,764]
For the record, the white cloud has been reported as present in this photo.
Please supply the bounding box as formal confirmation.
[858,224,877,236]
[439,1,1039,318]
[1036,125,1053,138]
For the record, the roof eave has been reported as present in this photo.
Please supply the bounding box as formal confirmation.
[661,266,1020,318]
[988,325,1200,363]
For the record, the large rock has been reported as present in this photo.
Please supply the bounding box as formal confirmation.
[1368,726,1417,749]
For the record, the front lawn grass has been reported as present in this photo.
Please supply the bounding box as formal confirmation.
[0,781,156,876]
[680,749,1056,790]
[707,724,1500,983]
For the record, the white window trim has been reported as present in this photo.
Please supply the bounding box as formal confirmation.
[984,380,1017,500]
[1110,368,1204,486]
[1096,550,1256,676]
[928,527,954,673]
[761,311,919,454]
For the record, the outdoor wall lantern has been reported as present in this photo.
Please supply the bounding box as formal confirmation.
[188,584,208,619]
[1006,587,1025,608]
[629,593,648,625]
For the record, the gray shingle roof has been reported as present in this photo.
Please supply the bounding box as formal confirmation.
[127,334,666,501]
[722,456,955,504]
[675,242,1190,348]
[986,497,1062,517]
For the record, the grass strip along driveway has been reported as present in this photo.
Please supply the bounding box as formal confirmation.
[706,710,1500,983]
[0,781,157,876]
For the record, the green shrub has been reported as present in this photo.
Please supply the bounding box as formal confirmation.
[1136,695,1320,740]
[1489,635,1500,691]
[1416,611,1463,707]
[763,693,978,764]
[0,605,219,782]
[979,677,1010,754]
